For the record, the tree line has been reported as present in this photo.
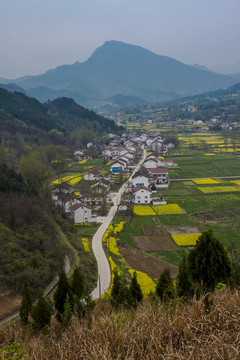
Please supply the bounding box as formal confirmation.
[19,229,239,331]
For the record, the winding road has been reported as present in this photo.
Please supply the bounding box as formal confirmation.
[91,146,147,300]
[0,147,147,325]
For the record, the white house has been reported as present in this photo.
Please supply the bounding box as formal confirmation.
[132,185,152,204]
[110,160,126,174]
[152,138,163,153]
[55,193,75,212]
[52,182,72,197]
[132,170,150,187]
[149,168,169,187]
[83,169,101,181]
[143,158,159,169]
[70,203,92,224]
[158,159,177,167]
[146,138,154,147]
[87,142,93,149]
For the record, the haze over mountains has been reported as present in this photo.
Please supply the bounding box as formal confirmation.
[2,41,238,108]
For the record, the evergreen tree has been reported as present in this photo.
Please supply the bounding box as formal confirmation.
[19,276,33,326]
[31,291,53,329]
[176,252,194,300]
[128,271,143,308]
[228,241,240,290]
[61,294,73,328]
[156,269,175,304]
[54,270,73,322]
[71,267,85,299]
[187,230,232,293]
[111,268,127,308]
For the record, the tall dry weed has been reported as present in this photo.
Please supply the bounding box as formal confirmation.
[0,289,240,359]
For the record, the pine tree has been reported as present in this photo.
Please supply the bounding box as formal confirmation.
[61,294,73,328]
[187,230,232,293]
[54,270,73,322]
[31,291,53,329]
[228,241,240,290]
[111,268,126,308]
[156,269,175,304]
[128,271,143,308]
[71,267,85,299]
[19,276,33,326]
[176,252,194,300]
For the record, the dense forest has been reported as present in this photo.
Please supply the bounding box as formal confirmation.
[0,163,68,295]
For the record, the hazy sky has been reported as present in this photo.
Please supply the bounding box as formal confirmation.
[1,0,240,79]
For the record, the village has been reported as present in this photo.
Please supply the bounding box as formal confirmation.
[52,130,177,224]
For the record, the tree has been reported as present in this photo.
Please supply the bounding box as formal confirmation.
[187,230,232,293]
[18,155,53,195]
[31,291,53,329]
[227,241,240,290]
[71,267,85,299]
[176,252,194,300]
[19,276,33,326]
[128,271,143,308]
[156,268,175,304]
[54,270,73,322]
[111,268,127,308]
[61,294,73,328]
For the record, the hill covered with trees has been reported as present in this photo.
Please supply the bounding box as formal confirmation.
[0,87,122,165]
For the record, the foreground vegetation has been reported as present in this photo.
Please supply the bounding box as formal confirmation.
[1,289,240,359]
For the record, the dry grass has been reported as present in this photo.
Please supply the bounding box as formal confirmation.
[1,290,240,359]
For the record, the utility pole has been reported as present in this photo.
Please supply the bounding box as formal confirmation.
[99,274,101,298]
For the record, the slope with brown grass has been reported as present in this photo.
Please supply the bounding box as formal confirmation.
[0,290,240,359]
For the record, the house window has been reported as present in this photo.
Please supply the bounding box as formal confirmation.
[137,196,141,199]
[145,196,148,199]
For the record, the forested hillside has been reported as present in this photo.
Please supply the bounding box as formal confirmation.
[0,87,116,302]
[0,163,66,296]
[0,87,122,162]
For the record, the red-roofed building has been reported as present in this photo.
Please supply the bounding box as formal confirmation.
[149,167,169,187]
[132,185,152,204]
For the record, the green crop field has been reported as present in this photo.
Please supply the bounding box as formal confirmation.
[117,150,240,271]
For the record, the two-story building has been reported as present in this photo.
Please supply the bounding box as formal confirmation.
[132,185,152,204]
[70,203,92,224]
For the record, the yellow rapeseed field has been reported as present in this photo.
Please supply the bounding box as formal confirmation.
[231,180,240,186]
[193,179,220,185]
[198,186,240,194]
[172,233,201,246]
[107,236,121,257]
[128,269,156,297]
[133,206,156,216]
[82,238,90,252]
[153,204,184,215]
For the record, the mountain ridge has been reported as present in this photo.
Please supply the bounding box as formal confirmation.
[5,40,237,107]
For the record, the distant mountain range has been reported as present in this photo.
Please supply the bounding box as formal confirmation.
[1,41,238,108]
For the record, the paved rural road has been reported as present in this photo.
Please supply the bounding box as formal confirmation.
[91,146,147,300]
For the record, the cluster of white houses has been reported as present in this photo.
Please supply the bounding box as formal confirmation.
[130,153,177,204]
[52,182,93,224]
[52,131,177,221]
